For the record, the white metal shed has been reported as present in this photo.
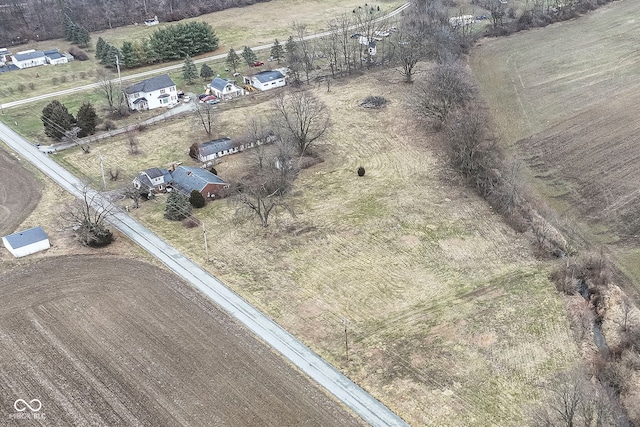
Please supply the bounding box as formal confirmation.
[2,226,51,258]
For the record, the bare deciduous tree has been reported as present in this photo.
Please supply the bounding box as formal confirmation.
[194,101,215,137]
[126,129,140,155]
[412,61,476,125]
[96,69,126,115]
[247,117,269,169]
[530,368,614,427]
[273,91,330,155]
[62,188,114,247]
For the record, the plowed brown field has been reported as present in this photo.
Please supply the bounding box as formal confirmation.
[0,147,41,236]
[0,256,361,426]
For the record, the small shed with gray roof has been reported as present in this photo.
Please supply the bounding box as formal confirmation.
[244,70,286,91]
[2,226,50,257]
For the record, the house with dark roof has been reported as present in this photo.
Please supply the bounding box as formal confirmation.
[44,49,68,65]
[209,77,245,99]
[169,166,228,200]
[243,70,286,91]
[194,133,275,163]
[124,74,177,111]
[132,167,172,192]
[2,226,50,257]
[12,50,46,69]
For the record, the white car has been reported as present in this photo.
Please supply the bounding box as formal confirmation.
[182,95,191,103]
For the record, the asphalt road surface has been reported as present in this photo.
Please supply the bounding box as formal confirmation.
[0,122,409,426]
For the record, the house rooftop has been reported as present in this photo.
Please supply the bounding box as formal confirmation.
[3,226,48,249]
[198,137,234,156]
[210,77,231,92]
[170,166,226,194]
[253,70,285,84]
[13,50,45,61]
[144,167,165,179]
[124,74,175,95]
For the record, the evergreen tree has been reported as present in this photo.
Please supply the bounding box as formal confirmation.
[95,37,107,60]
[226,48,240,73]
[189,190,206,208]
[241,46,257,66]
[182,55,198,84]
[148,21,218,61]
[76,102,98,137]
[41,100,76,140]
[270,39,284,63]
[74,26,90,48]
[200,63,213,79]
[285,36,301,84]
[102,44,120,68]
[120,41,138,68]
[63,14,75,41]
[165,191,192,220]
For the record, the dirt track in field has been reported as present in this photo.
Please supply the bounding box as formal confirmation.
[0,147,41,236]
[0,256,362,426]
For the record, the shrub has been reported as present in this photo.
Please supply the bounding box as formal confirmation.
[361,95,387,108]
[52,77,59,85]
[60,75,67,83]
[103,120,116,130]
[165,191,192,220]
[68,47,89,61]
[189,189,206,208]
[357,166,365,177]
[17,84,25,92]
[28,82,35,90]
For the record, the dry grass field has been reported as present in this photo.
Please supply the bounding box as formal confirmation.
[470,0,640,285]
[0,256,362,426]
[58,67,579,425]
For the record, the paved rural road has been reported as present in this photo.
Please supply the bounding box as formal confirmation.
[0,2,411,110]
[0,122,409,426]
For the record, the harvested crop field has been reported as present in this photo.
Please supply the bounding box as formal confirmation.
[59,68,579,425]
[0,147,41,236]
[0,256,361,426]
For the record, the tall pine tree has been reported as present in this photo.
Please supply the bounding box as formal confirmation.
[41,100,76,140]
[226,48,240,73]
[200,63,213,79]
[182,55,198,84]
[241,46,257,66]
[76,102,98,138]
[95,37,107,60]
[120,41,139,68]
[270,39,284,63]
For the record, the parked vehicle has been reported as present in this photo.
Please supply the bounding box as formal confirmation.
[205,98,221,105]
[182,95,191,102]
[250,61,264,67]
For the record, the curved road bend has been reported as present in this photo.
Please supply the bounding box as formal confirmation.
[0,123,409,426]
[0,2,412,110]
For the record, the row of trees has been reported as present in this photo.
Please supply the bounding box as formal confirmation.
[63,14,91,48]
[96,22,218,69]
[41,100,98,140]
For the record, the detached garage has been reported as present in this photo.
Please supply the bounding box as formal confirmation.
[2,226,50,258]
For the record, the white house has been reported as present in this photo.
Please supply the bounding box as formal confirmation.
[2,226,50,258]
[12,50,47,69]
[243,70,286,91]
[449,15,475,28]
[44,49,68,65]
[124,74,177,111]
[132,167,172,192]
[0,48,11,65]
[209,77,245,99]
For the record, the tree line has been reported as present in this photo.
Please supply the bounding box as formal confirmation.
[0,0,269,46]
[96,22,218,69]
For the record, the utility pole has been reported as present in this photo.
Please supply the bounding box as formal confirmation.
[99,155,106,190]
[202,221,209,260]
[115,55,123,88]
[344,318,349,362]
